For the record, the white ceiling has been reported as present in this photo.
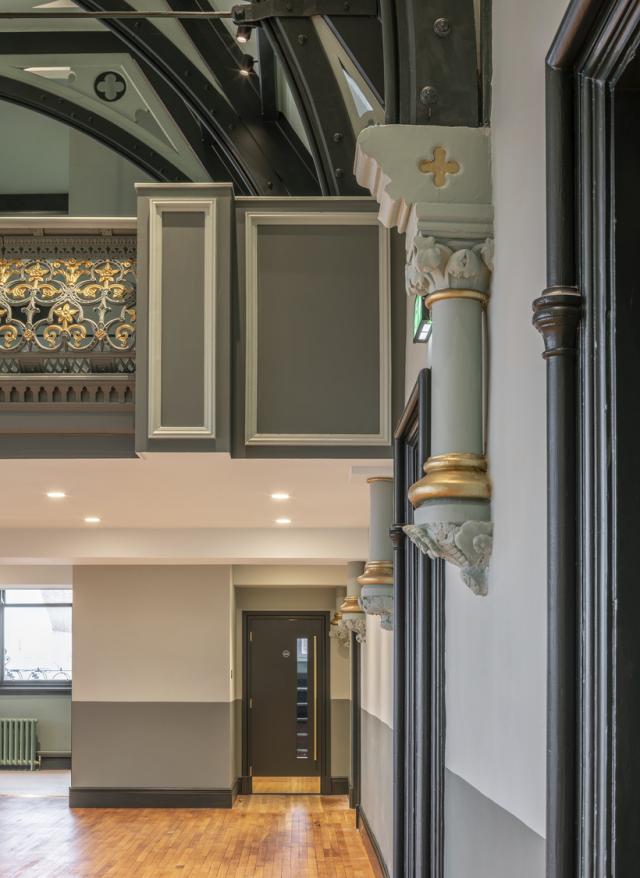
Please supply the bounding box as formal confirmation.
[0,453,390,530]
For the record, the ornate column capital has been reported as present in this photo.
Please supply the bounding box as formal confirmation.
[406,236,494,299]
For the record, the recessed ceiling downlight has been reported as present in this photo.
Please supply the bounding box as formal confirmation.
[84,516,101,524]
[270,492,291,501]
[275,517,292,525]
[46,491,66,499]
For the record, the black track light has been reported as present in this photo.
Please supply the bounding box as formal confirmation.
[239,54,255,77]
[236,25,252,44]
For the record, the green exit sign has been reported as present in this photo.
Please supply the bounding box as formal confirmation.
[413,296,431,343]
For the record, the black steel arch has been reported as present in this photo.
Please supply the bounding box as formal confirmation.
[0,74,188,183]
[0,30,236,187]
[73,0,319,195]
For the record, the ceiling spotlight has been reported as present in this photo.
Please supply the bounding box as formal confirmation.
[84,516,101,524]
[275,517,292,525]
[46,490,66,499]
[239,55,255,77]
[236,25,252,44]
[271,492,290,501]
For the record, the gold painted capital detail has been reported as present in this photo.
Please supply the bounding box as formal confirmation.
[409,452,491,509]
[424,289,489,310]
[339,596,364,615]
[356,560,393,587]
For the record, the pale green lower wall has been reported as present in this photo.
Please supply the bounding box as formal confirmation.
[0,695,71,753]
[444,770,544,876]
[361,707,393,874]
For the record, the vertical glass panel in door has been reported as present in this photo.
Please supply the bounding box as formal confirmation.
[296,637,309,759]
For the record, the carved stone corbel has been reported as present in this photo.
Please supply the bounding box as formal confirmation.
[404,521,493,596]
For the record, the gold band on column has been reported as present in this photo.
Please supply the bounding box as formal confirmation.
[356,560,393,587]
[339,596,364,614]
[408,452,491,509]
[425,288,490,310]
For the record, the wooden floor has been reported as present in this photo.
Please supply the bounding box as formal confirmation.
[0,791,376,877]
[252,776,321,794]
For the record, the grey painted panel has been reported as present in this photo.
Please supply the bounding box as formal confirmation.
[160,212,205,427]
[444,769,545,878]
[331,698,349,776]
[72,701,232,789]
[361,708,393,875]
[135,184,232,454]
[232,200,404,460]
[0,695,71,752]
[255,224,380,435]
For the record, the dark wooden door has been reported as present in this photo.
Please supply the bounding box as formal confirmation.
[246,615,325,778]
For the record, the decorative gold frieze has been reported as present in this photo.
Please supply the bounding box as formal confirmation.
[0,257,136,354]
[409,452,491,508]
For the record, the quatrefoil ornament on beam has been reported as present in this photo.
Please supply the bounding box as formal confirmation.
[418,146,461,188]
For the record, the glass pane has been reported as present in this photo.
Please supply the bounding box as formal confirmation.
[4,606,72,682]
[4,589,72,605]
[296,637,309,759]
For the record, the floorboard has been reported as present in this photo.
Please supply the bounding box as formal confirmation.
[0,790,376,877]
[252,776,321,794]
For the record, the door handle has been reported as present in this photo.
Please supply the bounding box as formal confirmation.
[313,634,318,763]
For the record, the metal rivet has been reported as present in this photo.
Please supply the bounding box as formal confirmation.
[267,181,274,189]
[433,17,452,37]
[333,132,343,143]
[335,168,344,178]
[420,85,438,106]
[297,33,307,44]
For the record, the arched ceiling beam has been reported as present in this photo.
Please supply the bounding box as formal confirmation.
[0,31,233,185]
[262,17,365,195]
[164,0,318,193]
[0,73,188,183]
[73,0,320,194]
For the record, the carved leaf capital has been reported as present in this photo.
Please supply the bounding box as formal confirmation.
[405,235,494,298]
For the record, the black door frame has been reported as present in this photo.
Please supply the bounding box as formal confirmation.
[241,610,332,794]
[534,1,640,874]
[392,367,445,877]
[349,629,362,811]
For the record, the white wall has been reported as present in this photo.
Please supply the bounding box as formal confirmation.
[0,100,150,216]
[73,565,233,702]
[398,0,566,840]
[0,102,69,195]
[361,614,393,729]
[441,0,567,839]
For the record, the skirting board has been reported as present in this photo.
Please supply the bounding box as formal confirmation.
[359,806,390,878]
[40,755,71,770]
[330,776,349,795]
[69,782,239,809]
